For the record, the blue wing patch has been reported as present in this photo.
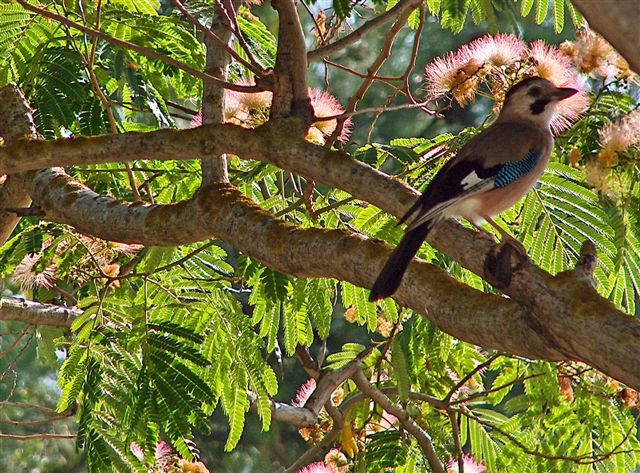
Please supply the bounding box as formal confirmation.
[494,150,542,188]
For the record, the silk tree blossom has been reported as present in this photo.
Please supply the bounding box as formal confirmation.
[525,41,589,133]
[324,449,349,473]
[299,461,335,473]
[424,35,588,132]
[466,33,526,67]
[561,29,634,79]
[13,253,56,291]
[597,110,640,168]
[446,454,486,473]
[293,378,317,407]
[307,88,353,144]
[189,83,352,144]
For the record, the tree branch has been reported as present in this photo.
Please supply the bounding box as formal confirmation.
[0,85,38,246]
[199,0,239,183]
[352,368,445,473]
[0,298,82,328]
[0,119,639,388]
[270,0,313,123]
[307,0,421,62]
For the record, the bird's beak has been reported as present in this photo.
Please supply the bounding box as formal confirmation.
[552,87,579,101]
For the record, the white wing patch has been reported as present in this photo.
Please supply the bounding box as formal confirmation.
[461,171,483,190]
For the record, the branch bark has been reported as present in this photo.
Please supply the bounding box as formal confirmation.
[0,85,39,246]
[352,368,445,473]
[0,298,82,328]
[270,0,313,123]
[200,0,240,183]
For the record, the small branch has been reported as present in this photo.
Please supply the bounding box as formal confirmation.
[0,433,76,440]
[445,354,500,402]
[284,425,341,473]
[213,0,268,74]
[0,298,81,328]
[270,0,313,123]
[0,325,31,360]
[15,0,263,93]
[247,391,316,428]
[352,368,445,473]
[326,3,417,146]
[305,358,363,416]
[307,0,421,62]
[173,0,263,76]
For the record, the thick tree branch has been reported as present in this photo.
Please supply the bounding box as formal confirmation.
[1,120,639,387]
[0,85,38,245]
[572,0,640,75]
[247,392,317,428]
[307,0,421,62]
[199,0,240,183]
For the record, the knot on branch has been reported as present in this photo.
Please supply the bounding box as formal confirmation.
[483,240,528,290]
[555,239,598,288]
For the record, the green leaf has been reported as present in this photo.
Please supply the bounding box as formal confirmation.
[391,338,410,401]
[535,0,548,24]
[553,0,564,32]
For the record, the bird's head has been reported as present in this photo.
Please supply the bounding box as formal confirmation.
[498,76,578,128]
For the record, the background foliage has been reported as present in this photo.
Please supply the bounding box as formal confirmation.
[0,0,639,472]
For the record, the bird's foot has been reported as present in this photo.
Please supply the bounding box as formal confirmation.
[474,228,497,243]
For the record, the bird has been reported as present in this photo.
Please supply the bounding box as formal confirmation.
[369,76,578,302]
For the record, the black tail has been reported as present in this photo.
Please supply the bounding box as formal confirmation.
[369,221,435,302]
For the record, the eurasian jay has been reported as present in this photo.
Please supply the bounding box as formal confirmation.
[369,76,578,301]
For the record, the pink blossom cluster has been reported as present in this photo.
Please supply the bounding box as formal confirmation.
[424,33,589,132]
[191,81,352,144]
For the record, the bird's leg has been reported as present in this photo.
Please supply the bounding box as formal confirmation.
[470,221,497,243]
[483,215,527,256]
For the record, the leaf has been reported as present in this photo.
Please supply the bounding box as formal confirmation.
[520,0,534,16]
[391,338,410,402]
[535,0,548,24]
[552,0,564,32]
[221,369,249,451]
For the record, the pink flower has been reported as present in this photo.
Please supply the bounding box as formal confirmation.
[446,454,486,473]
[308,89,352,143]
[13,253,56,291]
[299,461,335,473]
[293,378,317,407]
[527,40,576,85]
[467,33,526,67]
[424,46,483,101]
[526,41,589,132]
[598,110,640,152]
[324,449,349,473]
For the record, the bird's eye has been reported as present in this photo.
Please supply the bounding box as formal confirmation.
[529,86,541,97]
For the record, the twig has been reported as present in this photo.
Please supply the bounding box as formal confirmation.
[326,6,422,147]
[0,325,31,360]
[0,433,76,440]
[15,0,263,93]
[172,0,264,76]
[214,0,268,74]
[352,368,445,473]
[445,353,500,403]
[307,0,421,62]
